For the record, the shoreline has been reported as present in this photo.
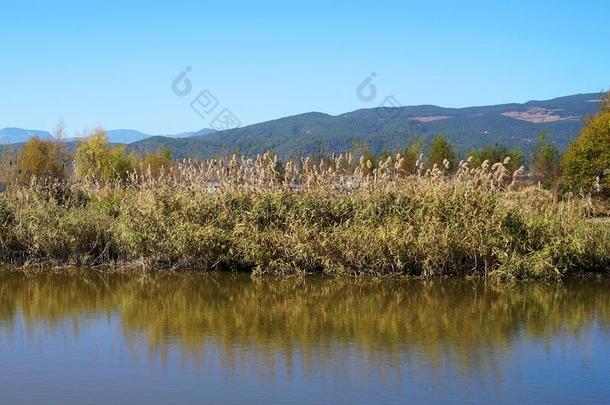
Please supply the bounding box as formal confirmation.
[1,264,609,281]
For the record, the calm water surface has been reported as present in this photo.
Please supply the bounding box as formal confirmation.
[0,271,609,404]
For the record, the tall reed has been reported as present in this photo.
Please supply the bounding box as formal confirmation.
[0,152,608,279]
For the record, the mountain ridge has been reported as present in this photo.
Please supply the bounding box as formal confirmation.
[135,92,600,159]
[2,93,603,157]
[0,127,216,145]
[0,127,53,144]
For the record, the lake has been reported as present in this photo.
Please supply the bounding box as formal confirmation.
[0,271,609,404]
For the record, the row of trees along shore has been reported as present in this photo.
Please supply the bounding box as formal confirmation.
[1,91,609,196]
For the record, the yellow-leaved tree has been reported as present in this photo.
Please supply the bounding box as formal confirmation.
[138,147,173,178]
[73,127,136,183]
[14,136,68,185]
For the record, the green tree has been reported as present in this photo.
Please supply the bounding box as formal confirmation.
[73,128,135,182]
[378,148,392,162]
[468,143,523,173]
[562,103,610,194]
[531,131,561,188]
[401,137,423,174]
[350,140,377,175]
[427,134,456,170]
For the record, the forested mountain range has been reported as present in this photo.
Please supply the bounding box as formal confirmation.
[3,93,602,158]
[129,93,602,158]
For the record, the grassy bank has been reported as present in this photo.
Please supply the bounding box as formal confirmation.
[0,153,608,279]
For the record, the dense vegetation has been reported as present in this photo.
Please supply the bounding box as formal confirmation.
[0,144,607,279]
[0,93,607,279]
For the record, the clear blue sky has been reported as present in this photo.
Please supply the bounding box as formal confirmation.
[2,0,609,135]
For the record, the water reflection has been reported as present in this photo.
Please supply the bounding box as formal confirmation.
[0,271,609,402]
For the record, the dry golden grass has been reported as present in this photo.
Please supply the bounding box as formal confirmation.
[0,152,608,279]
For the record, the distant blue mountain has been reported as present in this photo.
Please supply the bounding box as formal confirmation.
[181,128,215,137]
[105,129,153,144]
[0,127,53,144]
[0,127,215,145]
[105,128,215,143]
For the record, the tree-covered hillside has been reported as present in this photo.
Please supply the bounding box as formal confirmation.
[129,93,602,159]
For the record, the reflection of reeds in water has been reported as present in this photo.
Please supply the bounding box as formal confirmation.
[0,271,609,378]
